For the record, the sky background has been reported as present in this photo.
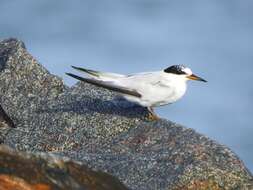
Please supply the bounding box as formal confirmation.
[0,0,252,172]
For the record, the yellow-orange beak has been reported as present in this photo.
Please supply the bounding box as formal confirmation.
[187,74,207,82]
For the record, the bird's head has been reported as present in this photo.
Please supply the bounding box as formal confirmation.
[164,65,207,82]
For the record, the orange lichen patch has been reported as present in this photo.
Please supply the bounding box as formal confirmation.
[0,175,51,190]
[173,179,223,190]
[32,184,51,190]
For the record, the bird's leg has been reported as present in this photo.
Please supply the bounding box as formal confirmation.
[147,107,160,121]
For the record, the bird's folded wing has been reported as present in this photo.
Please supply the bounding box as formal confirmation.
[66,73,142,98]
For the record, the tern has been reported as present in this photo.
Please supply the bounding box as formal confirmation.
[66,65,207,120]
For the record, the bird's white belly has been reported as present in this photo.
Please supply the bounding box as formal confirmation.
[123,83,187,107]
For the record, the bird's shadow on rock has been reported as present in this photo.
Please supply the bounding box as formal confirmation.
[37,95,148,119]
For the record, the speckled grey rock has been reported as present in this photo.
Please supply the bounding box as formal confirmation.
[0,105,15,128]
[0,144,129,190]
[0,38,252,190]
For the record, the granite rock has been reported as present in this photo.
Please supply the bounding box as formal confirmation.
[0,105,15,128]
[0,144,128,190]
[0,38,252,190]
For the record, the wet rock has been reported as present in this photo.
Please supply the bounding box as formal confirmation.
[0,38,252,190]
[0,145,128,190]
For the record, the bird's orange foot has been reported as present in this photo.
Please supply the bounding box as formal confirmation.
[147,112,160,121]
[146,107,160,121]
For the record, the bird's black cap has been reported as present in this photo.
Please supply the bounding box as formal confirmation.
[164,65,187,75]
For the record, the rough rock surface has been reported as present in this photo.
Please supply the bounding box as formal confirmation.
[0,145,128,190]
[0,38,252,190]
[0,104,15,129]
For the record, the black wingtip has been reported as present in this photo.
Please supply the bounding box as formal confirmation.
[71,65,91,73]
[65,72,79,79]
[65,72,76,79]
[65,72,142,98]
[71,65,82,71]
[71,65,77,69]
[65,72,72,77]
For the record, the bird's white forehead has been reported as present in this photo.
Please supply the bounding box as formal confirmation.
[182,67,192,75]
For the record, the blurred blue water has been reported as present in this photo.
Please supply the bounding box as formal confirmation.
[0,0,252,171]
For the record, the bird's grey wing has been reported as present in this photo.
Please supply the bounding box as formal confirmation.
[122,71,166,88]
[150,80,170,87]
[66,73,142,98]
[71,66,125,80]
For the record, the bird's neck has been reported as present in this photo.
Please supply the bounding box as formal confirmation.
[166,74,188,95]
